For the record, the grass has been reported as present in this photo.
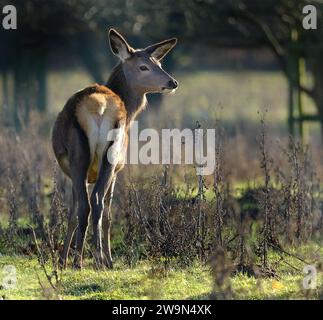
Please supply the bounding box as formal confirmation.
[0,243,321,300]
[0,257,213,300]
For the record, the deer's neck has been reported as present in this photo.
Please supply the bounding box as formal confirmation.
[106,63,147,123]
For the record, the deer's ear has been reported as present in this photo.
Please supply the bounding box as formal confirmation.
[145,38,177,61]
[108,28,133,61]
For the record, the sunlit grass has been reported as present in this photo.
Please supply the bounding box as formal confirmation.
[0,244,321,300]
[158,71,290,128]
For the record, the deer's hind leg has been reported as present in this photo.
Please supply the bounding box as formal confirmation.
[60,187,77,269]
[90,151,116,269]
[90,120,125,269]
[67,127,91,269]
[72,172,90,269]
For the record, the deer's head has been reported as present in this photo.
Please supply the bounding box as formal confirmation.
[108,28,178,95]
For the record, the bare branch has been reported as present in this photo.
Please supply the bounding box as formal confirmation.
[231,6,287,72]
[299,84,315,99]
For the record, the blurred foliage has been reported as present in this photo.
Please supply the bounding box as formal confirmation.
[1,0,323,133]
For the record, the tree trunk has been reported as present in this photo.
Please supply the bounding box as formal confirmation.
[2,70,9,107]
[35,53,47,112]
[13,52,32,129]
[311,55,323,142]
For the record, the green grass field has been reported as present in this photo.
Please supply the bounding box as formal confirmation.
[0,242,321,300]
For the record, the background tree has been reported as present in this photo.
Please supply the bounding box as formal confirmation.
[2,0,323,138]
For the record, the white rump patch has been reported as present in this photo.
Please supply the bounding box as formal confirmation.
[106,121,126,166]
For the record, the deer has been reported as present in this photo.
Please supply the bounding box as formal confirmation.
[52,28,178,269]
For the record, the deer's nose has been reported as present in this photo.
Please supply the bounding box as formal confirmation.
[168,79,178,89]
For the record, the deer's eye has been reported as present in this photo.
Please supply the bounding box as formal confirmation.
[139,65,149,71]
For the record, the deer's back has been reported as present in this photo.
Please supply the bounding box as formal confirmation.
[52,84,127,182]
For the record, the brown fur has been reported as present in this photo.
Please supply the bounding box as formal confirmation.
[52,84,127,183]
